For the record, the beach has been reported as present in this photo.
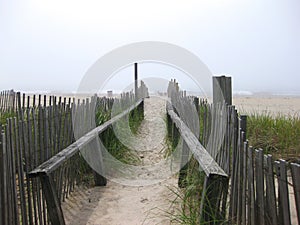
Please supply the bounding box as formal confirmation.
[233,95,300,116]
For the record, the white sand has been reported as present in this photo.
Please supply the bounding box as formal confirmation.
[233,95,300,116]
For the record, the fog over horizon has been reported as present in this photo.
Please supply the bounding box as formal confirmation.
[1,0,299,95]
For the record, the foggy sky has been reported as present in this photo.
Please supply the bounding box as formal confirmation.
[0,0,300,94]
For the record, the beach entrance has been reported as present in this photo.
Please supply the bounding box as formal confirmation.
[1,76,299,225]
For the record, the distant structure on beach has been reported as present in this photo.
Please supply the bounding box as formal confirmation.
[107,90,113,97]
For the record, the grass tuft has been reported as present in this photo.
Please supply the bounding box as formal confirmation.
[247,113,300,161]
[0,111,16,125]
[96,103,143,166]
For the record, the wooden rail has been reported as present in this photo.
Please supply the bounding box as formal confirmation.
[167,77,300,224]
[166,101,229,222]
[29,99,143,176]
[28,99,144,225]
[166,103,227,177]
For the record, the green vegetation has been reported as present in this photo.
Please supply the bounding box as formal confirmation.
[170,159,205,225]
[129,107,144,134]
[99,126,140,165]
[247,113,300,160]
[96,103,144,166]
[76,100,144,186]
[165,114,180,158]
[0,111,16,125]
[166,115,205,224]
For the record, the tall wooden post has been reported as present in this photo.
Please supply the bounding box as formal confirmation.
[40,174,65,225]
[134,63,138,100]
[213,76,232,105]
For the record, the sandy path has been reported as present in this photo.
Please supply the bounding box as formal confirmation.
[62,97,179,225]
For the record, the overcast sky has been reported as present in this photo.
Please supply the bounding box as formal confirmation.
[1,0,300,94]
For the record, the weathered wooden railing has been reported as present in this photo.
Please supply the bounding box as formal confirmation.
[167,77,300,225]
[166,101,229,222]
[28,99,144,225]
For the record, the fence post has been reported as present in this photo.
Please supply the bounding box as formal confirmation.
[239,115,247,139]
[200,174,228,223]
[255,149,265,225]
[134,63,138,100]
[39,173,66,225]
[194,97,200,114]
[213,76,232,105]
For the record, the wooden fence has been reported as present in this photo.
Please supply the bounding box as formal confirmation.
[0,90,16,113]
[1,76,299,225]
[0,89,145,225]
[167,78,300,225]
[167,79,234,223]
[229,129,300,225]
[0,95,79,225]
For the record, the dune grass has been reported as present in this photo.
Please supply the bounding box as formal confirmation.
[129,107,144,134]
[174,159,205,225]
[0,111,16,125]
[165,154,226,225]
[246,113,300,161]
[99,126,141,165]
[96,105,143,166]
[165,115,205,224]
